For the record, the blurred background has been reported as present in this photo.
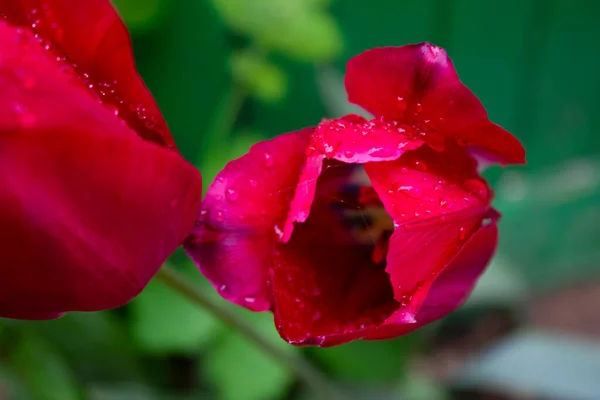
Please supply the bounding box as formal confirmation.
[2,0,600,399]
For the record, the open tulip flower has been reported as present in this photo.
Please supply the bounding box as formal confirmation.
[185,44,526,347]
[0,0,202,319]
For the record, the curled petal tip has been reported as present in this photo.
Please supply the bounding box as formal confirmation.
[419,42,448,66]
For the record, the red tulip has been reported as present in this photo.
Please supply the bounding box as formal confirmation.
[185,43,525,347]
[0,0,202,319]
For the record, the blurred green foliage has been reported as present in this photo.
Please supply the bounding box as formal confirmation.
[2,0,599,399]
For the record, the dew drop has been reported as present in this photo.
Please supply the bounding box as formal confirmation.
[244,296,256,304]
[396,96,407,112]
[458,226,466,240]
[394,185,423,199]
[225,188,239,202]
[198,209,208,223]
[482,217,493,227]
[264,153,274,168]
[274,224,284,239]
[214,210,225,222]
[413,160,428,172]
[343,150,355,158]
[249,179,257,187]
[463,178,488,200]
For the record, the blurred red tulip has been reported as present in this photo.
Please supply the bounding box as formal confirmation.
[0,0,202,319]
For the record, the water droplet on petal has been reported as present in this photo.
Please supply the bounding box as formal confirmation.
[226,188,239,202]
[397,96,408,112]
[249,179,257,187]
[264,153,274,168]
[458,226,466,240]
[343,150,355,158]
[395,185,423,199]
[214,210,225,222]
[463,178,488,201]
[413,160,428,172]
[244,296,256,304]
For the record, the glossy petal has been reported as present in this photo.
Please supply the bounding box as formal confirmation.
[312,114,424,164]
[366,219,498,340]
[184,129,314,311]
[0,21,202,318]
[281,114,423,242]
[365,142,491,320]
[272,164,396,346]
[344,44,525,164]
[0,0,173,146]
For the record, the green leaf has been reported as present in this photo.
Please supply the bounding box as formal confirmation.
[309,334,421,383]
[316,66,370,118]
[111,0,170,34]
[493,158,600,288]
[131,262,223,354]
[199,133,263,193]
[202,312,296,400]
[16,312,141,382]
[230,52,287,103]
[262,12,342,62]
[9,333,80,400]
[211,0,341,61]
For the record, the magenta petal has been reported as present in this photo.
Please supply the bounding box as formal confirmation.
[365,143,491,320]
[185,227,274,311]
[345,44,462,120]
[184,129,314,311]
[0,0,174,146]
[366,219,498,340]
[312,114,424,164]
[0,19,202,318]
[344,44,525,164]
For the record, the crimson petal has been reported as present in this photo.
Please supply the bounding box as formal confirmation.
[0,0,173,146]
[365,142,492,321]
[366,219,498,340]
[345,44,525,164]
[0,20,201,318]
[184,129,314,311]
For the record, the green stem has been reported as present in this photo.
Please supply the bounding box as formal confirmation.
[155,266,351,400]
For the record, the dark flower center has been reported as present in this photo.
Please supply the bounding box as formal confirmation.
[275,163,398,341]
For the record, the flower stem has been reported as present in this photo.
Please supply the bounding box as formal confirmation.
[155,266,351,400]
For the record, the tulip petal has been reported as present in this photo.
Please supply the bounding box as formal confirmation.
[345,44,525,164]
[281,114,424,243]
[0,21,202,317]
[184,129,314,311]
[272,164,397,346]
[0,0,173,146]
[312,114,424,164]
[365,142,492,320]
[366,219,498,340]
